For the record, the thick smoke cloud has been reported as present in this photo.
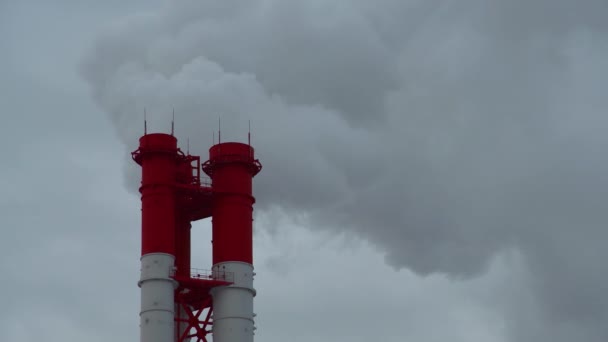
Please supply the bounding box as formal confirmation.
[82,1,608,341]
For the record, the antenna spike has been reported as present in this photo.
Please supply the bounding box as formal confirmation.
[171,108,175,136]
[144,108,147,135]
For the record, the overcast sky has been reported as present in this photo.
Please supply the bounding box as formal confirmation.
[2,1,607,341]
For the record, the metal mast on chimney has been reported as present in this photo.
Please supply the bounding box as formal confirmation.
[132,128,262,342]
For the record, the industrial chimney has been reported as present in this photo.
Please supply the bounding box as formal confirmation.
[132,132,262,342]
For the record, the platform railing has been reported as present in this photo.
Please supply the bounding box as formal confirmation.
[189,268,234,282]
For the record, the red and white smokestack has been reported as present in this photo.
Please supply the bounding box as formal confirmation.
[203,142,262,342]
[132,134,179,342]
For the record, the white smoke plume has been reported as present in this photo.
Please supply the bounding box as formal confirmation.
[82,1,608,341]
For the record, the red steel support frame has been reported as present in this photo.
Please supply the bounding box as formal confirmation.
[175,298,213,342]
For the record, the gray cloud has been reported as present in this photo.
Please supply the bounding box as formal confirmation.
[82,1,608,340]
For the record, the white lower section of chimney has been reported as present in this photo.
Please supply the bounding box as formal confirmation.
[175,304,191,342]
[211,262,256,342]
[139,253,177,342]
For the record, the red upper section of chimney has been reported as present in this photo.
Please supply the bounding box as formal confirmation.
[132,133,179,256]
[203,142,262,265]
